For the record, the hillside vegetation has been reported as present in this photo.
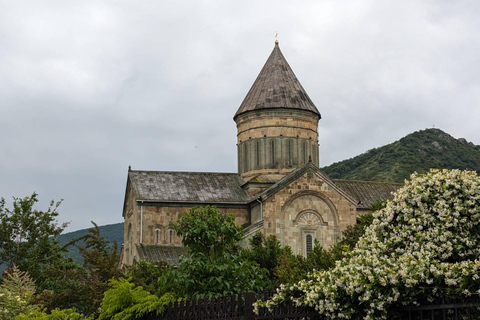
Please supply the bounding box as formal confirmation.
[58,222,124,262]
[322,128,480,183]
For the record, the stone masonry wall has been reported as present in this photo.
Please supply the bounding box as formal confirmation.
[260,171,357,256]
[235,109,320,180]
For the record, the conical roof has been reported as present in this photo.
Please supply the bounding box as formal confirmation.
[234,42,320,120]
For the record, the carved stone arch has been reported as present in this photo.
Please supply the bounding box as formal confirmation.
[293,209,328,226]
[280,190,339,227]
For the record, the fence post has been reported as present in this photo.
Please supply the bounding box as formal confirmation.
[244,292,256,320]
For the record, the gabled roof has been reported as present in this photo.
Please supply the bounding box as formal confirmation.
[254,162,359,206]
[234,42,320,120]
[333,180,403,209]
[135,244,188,266]
[128,170,250,203]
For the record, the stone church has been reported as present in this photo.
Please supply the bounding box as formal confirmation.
[120,41,401,268]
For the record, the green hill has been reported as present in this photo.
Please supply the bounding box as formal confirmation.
[58,222,124,263]
[322,128,480,183]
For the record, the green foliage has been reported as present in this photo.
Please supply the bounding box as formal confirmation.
[0,193,67,283]
[273,240,339,286]
[171,206,243,259]
[273,248,305,285]
[322,128,480,183]
[242,233,337,287]
[164,206,268,298]
[242,233,285,286]
[34,260,91,314]
[15,308,90,320]
[304,240,336,271]
[98,278,174,320]
[76,222,120,283]
[35,222,120,316]
[125,260,167,294]
[161,252,268,298]
[0,266,36,320]
[244,230,366,287]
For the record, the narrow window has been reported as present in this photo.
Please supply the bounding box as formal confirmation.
[244,143,248,172]
[169,229,173,244]
[306,235,313,255]
[155,229,160,244]
[271,140,275,165]
[303,142,307,164]
[288,140,292,166]
[256,141,260,167]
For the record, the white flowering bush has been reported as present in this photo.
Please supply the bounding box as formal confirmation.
[258,169,480,319]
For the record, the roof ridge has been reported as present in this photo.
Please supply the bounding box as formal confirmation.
[130,170,240,175]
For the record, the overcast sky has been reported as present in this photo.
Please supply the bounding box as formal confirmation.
[1,0,479,232]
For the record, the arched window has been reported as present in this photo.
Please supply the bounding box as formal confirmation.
[169,229,174,244]
[306,234,313,255]
[155,228,160,244]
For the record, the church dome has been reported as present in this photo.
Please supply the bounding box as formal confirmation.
[234,41,320,120]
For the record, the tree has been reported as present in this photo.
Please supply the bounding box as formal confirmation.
[171,206,243,258]
[0,193,66,283]
[35,222,121,316]
[272,246,305,286]
[260,169,480,319]
[125,260,168,294]
[162,206,268,297]
[242,233,284,285]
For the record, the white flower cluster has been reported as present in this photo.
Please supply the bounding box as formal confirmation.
[258,169,480,320]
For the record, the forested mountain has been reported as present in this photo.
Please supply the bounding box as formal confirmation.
[58,222,124,263]
[322,128,480,183]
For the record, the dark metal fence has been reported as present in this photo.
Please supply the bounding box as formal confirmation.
[392,295,480,320]
[139,290,321,320]
[140,292,480,320]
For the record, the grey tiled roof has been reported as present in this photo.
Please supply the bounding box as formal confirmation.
[136,244,188,266]
[333,180,403,209]
[234,42,320,119]
[129,170,250,203]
